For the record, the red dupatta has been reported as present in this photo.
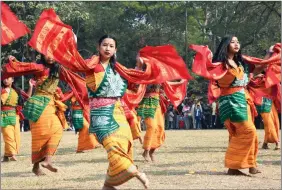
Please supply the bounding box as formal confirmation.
[1,2,30,45]
[28,9,192,110]
[243,43,281,88]
[189,44,227,103]
[189,44,281,103]
[2,56,90,123]
[59,67,90,123]
[248,76,278,105]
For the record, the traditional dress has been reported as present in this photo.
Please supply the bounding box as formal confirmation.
[69,95,99,152]
[217,65,259,169]
[121,99,142,141]
[136,85,165,151]
[189,44,281,170]
[27,8,192,187]
[84,63,139,186]
[247,67,281,147]
[2,59,88,164]
[1,88,21,158]
[259,99,280,145]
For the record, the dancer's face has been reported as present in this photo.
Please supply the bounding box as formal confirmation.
[44,55,55,65]
[3,77,14,87]
[228,37,240,54]
[98,38,117,61]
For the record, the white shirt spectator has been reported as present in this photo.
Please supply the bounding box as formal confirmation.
[212,102,216,115]
[169,111,174,122]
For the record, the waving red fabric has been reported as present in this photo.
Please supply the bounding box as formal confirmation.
[16,106,24,121]
[29,8,192,110]
[1,2,30,45]
[243,43,281,88]
[248,76,278,105]
[20,90,30,100]
[274,84,281,113]
[60,91,74,102]
[59,67,90,123]
[28,9,87,72]
[162,80,188,108]
[189,44,227,80]
[2,57,90,123]
[190,44,281,103]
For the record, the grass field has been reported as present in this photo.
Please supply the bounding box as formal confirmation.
[1,129,281,189]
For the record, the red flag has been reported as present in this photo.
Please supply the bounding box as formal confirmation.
[189,44,227,80]
[1,2,30,45]
[116,45,193,84]
[243,43,281,88]
[28,9,89,122]
[59,67,90,123]
[162,80,188,108]
[29,9,191,111]
[28,9,83,71]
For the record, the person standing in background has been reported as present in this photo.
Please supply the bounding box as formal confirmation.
[194,104,202,129]
[211,101,217,129]
[182,102,191,129]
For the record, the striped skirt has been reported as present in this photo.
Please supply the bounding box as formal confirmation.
[130,110,142,140]
[142,106,165,150]
[261,104,280,143]
[1,115,20,157]
[30,100,63,164]
[77,117,99,152]
[103,101,138,187]
[224,103,258,169]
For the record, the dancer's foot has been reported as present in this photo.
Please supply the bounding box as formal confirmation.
[41,162,58,173]
[262,143,269,149]
[136,172,149,189]
[142,150,150,162]
[32,168,46,176]
[102,184,117,190]
[249,167,261,174]
[227,169,248,176]
[32,163,46,176]
[149,149,155,162]
[76,151,85,153]
[10,155,17,161]
[274,143,280,150]
[1,156,9,162]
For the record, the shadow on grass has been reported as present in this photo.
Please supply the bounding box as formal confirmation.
[63,174,105,182]
[151,161,211,168]
[157,146,226,154]
[146,169,226,176]
[57,158,108,166]
[260,160,281,165]
[56,147,77,155]
[258,154,281,158]
[1,171,33,177]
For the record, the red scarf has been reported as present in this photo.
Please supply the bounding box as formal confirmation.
[189,44,281,103]
[28,9,192,110]
[1,2,30,45]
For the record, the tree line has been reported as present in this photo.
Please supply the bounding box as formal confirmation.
[2,1,280,102]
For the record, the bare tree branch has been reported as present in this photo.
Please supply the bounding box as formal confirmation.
[242,7,273,48]
[261,2,281,18]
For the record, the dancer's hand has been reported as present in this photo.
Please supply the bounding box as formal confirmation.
[29,79,36,87]
[264,45,275,59]
[136,55,144,70]
[8,55,17,62]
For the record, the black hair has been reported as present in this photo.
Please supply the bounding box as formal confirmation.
[98,35,117,73]
[212,35,246,69]
[38,54,60,78]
